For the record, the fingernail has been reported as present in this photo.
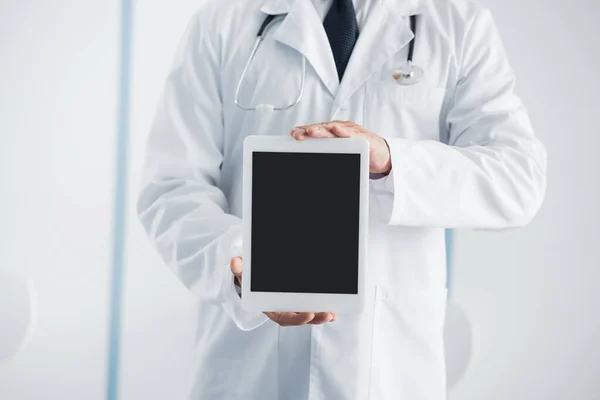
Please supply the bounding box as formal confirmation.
[292,128,306,135]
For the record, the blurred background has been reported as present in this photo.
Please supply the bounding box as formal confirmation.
[0,0,598,399]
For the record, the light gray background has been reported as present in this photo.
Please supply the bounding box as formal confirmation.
[0,0,599,399]
[0,0,118,399]
[450,1,600,398]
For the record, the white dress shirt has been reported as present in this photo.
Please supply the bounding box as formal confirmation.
[311,0,377,31]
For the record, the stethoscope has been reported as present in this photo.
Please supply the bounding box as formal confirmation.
[235,14,424,112]
[393,15,425,85]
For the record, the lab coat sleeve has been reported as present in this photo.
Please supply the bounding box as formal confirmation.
[137,11,268,331]
[381,8,547,228]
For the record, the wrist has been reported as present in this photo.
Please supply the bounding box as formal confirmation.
[381,138,392,175]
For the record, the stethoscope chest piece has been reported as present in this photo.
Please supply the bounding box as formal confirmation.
[393,63,424,86]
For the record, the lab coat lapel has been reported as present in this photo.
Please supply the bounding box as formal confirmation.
[261,0,339,98]
[334,0,429,107]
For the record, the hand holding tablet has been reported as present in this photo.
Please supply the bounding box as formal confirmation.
[291,120,392,175]
[230,257,337,326]
[240,136,369,315]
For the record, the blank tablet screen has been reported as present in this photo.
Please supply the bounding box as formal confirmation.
[251,151,361,294]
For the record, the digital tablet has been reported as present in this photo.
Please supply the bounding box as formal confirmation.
[241,135,369,313]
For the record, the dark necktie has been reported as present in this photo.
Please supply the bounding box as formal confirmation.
[323,0,359,81]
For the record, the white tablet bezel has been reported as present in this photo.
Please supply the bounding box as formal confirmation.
[241,135,369,314]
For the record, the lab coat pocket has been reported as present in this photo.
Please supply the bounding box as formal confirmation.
[369,286,447,400]
[366,80,447,141]
[392,85,446,110]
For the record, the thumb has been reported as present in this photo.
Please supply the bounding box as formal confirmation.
[230,257,243,283]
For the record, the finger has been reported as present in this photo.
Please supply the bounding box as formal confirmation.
[292,121,358,140]
[267,312,315,327]
[295,120,352,132]
[330,120,356,127]
[305,120,353,128]
[331,124,354,138]
[294,121,330,130]
[266,312,315,327]
[304,125,336,138]
[292,121,354,137]
[290,127,309,141]
[308,312,335,325]
[293,124,336,139]
[230,257,243,281]
[322,120,357,130]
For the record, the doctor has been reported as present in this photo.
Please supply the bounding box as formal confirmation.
[138,0,546,399]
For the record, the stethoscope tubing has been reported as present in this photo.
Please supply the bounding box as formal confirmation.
[235,14,306,111]
[235,13,421,111]
[407,15,417,64]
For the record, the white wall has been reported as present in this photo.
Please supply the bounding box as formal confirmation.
[119,2,200,399]
[0,0,118,399]
[449,0,600,399]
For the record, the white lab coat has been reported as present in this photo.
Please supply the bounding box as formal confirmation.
[137,0,547,399]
